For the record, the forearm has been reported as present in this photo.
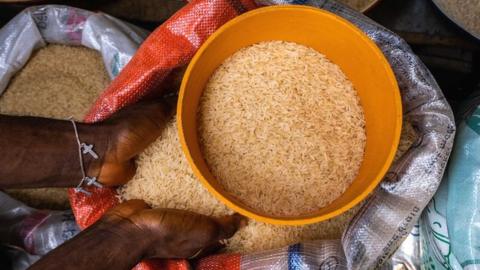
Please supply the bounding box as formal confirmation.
[29,216,149,270]
[0,114,108,188]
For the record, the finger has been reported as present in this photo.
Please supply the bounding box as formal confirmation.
[162,93,178,116]
[115,102,171,160]
[144,99,175,131]
[107,99,170,125]
[215,213,248,240]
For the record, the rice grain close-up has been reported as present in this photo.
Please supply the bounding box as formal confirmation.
[433,0,480,39]
[198,41,367,217]
[0,44,110,209]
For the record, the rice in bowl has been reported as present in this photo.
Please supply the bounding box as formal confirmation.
[197,41,366,217]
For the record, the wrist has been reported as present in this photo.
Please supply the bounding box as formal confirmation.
[76,122,111,181]
[0,116,110,189]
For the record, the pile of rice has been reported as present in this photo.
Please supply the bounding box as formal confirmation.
[434,0,480,38]
[198,41,366,217]
[0,44,109,210]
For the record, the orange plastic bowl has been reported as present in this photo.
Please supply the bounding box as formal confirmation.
[178,6,402,225]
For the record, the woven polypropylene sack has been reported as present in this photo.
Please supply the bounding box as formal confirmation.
[68,0,455,269]
[67,0,256,269]
[198,1,455,269]
[0,5,147,93]
[0,4,156,269]
[67,0,258,234]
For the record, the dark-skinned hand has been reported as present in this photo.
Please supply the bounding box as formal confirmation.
[30,200,247,270]
[104,200,247,259]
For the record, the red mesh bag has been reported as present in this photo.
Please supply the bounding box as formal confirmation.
[68,0,257,269]
[196,254,242,269]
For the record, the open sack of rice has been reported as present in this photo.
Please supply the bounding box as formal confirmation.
[0,5,147,209]
[0,2,455,270]
[63,1,455,269]
[119,38,416,254]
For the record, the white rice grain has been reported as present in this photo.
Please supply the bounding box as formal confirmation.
[198,41,366,217]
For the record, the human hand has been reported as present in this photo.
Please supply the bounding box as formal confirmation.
[90,98,175,186]
[29,199,246,270]
[104,200,247,259]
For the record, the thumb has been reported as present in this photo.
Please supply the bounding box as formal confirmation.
[215,213,248,241]
[107,199,150,219]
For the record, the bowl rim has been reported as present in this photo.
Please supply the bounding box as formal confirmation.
[177,5,402,225]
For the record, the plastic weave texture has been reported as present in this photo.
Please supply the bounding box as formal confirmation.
[68,0,256,269]
[61,0,456,269]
